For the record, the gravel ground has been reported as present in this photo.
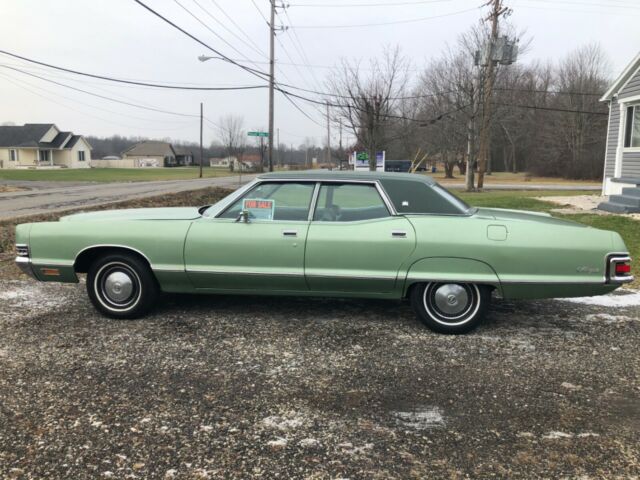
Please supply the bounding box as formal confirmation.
[0,279,639,479]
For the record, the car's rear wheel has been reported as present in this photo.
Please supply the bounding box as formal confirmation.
[86,252,159,319]
[410,282,489,334]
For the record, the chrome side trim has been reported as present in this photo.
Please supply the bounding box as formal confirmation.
[186,268,303,277]
[15,256,37,279]
[307,182,321,221]
[306,273,397,280]
[374,180,397,215]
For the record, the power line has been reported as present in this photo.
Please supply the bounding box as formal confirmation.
[208,0,268,57]
[249,0,270,24]
[0,65,202,119]
[492,102,608,115]
[0,49,267,91]
[291,5,481,28]
[0,72,192,131]
[172,0,267,73]
[132,0,271,81]
[290,0,455,6]
[191,0,269,59]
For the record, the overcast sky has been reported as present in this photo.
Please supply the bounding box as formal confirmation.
[1,0,639,150]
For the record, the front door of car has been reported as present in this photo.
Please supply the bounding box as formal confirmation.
[305,182,416,294]
[184,181,316,291]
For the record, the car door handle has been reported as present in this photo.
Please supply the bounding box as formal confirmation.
[282,230,298,237]
[391,230,407,238]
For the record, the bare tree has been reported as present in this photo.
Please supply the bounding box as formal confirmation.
[327,46,410,171]
[218,114,246,172]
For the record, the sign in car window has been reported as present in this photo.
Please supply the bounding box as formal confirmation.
[243,198,275,220]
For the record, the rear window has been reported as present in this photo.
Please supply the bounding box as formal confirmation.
[379,179,469,215]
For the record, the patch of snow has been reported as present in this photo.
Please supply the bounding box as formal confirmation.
[542,431,600,440]
[262,413,305,431]
[542,431,573,439]
[267,437,288,449]
[558,290,640,308]
[561,382,582,391]
[585,313,636,323]
[298,438,320,448]
[392,406,445,430]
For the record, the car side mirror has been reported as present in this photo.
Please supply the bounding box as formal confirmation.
[236,209,251,223]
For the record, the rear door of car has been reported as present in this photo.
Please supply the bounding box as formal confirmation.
[304,181,416,294]
[184,181,315,291]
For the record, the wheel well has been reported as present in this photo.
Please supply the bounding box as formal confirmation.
[74,246,151,273]
[404,281,495,299]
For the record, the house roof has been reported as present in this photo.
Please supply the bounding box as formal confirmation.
[122,141,176,157]
[173,146,194,156]
[0,123,54,148]
[0,124,90,149]
[40,131,72,149]
[601,52,640,102]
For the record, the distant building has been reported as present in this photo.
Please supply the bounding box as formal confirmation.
[210,154,262,172]
[0,123,92,169]
[94,141,195,168]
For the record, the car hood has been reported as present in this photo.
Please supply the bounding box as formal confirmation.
[59,207,201,222]
[474,207,588,227]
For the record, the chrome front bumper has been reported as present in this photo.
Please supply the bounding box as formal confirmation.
[15,256,37,279]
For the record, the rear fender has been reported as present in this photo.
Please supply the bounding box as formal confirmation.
[403,257,501,296]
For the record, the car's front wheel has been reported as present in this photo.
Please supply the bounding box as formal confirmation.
[410,282,490,334]
[86,252,159,319]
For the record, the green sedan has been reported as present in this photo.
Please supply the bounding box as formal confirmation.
[15,171,633,334]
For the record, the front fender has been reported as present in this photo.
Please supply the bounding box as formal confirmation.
[403,257,501,296]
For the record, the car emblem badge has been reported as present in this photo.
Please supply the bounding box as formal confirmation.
[576,266,600,274]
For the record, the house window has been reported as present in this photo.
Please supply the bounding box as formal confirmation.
[78,151,86,161]
[38,150,50,162]
[624,105,640,148]
[9,149,17,161]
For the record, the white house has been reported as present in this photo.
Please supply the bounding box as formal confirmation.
[598,52,640,213]
[0,123,92,169]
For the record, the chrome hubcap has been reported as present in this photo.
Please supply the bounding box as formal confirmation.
[433,284,469,315]
[103,271,134,304]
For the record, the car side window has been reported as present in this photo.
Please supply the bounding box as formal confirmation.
[218,182,315,221]
[313,183,390,222]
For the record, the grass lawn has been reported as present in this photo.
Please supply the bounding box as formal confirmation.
[428,171,600,186]
[459,189,639,288]
[0,167,235,183]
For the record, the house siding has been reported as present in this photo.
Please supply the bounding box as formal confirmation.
[619,66,640,100]
[604,98,619,178]
[622,152,640,177]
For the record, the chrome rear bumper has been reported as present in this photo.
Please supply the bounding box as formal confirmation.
[15,256,37,279]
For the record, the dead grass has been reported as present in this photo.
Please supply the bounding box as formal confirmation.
[428,171,600,186]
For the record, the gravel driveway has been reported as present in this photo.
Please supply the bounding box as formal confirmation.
[0,280,638,479]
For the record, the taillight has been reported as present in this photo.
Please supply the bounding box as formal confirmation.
[609,256,633,283]
[615,263,631,275]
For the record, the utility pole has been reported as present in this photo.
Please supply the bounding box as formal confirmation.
[326,101,331,166]
[476,0,507,189]
[276,127,280,168]
[267,0,276,172]
[199,102,203,179]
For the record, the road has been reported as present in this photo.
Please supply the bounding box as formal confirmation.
[0,175,256,220]
[0,278,638,478]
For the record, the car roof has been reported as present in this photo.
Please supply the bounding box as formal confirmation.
[258,170,436,185]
